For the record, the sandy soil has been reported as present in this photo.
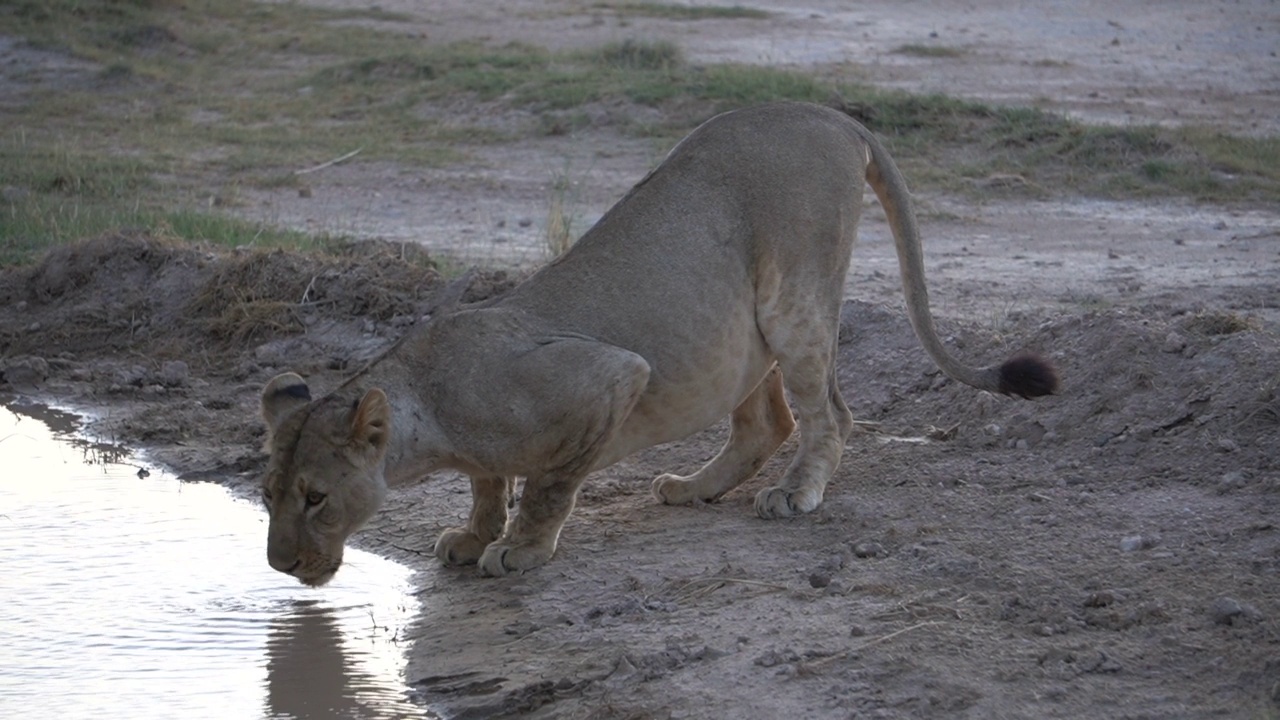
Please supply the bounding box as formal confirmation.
[3,2,1279,718]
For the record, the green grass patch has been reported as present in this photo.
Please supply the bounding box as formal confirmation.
[0,195,336,267]
[2,0,1277,268]
[594,3,770,20]
[892,44,965,58]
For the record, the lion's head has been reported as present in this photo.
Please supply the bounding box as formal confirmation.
[259,373,391,586]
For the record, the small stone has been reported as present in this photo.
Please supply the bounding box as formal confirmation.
[1119,535,1146,552]
[849,624,868,637]
[1040,685,1069,701]
[808,572,831,589]
[1085,590,1122,607]
[1,355,49,390]
[852,541,885,559]
[159,360,189,388]
[1210,597,1260,625]
[120,365,149,387]
[518,217,533,227]
[1161,332,1187,353]
[1216,438,1240,453]
[1217,470,1246,493]
[298,186,313,198]
[1015,438,1029,450]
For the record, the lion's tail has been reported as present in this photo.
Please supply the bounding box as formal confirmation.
[850,119,1058,399]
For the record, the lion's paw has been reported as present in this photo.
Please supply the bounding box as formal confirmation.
[754,486,822,519]
[477,539,555,577]
[434,527,489,566]
[651,473,698,505]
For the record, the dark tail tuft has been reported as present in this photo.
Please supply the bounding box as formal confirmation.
[997,353,1059,399]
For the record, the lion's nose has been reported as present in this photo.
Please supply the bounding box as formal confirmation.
[268,550,300,575]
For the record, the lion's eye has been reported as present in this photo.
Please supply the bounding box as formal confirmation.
[305,491,327,507]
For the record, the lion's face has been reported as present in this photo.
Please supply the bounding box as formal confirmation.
[259,374,391,586]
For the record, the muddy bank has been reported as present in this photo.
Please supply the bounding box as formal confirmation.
[1,232,1277,718]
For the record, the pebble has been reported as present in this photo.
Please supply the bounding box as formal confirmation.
[159,360,189,388]
[1161,332,1187,353]
[1217,470,1246,493]
[1216,438,1240,453]
[807,572,831,589]
[1210,596,1260,625]
[1,355,49,389]
[852,541,885,559]
[1084,590,1123,608]
[1119,534,1157,552]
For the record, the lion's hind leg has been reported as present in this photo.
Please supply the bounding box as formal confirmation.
[434,475,514,565]
[652,365,795,505]
[753,313,854,519]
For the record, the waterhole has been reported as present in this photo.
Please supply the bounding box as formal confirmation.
[0,401,437,719]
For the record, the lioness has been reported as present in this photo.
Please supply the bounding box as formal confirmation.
[259,102,1056,586]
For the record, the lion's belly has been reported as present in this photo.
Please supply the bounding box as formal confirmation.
[591,307,772,471]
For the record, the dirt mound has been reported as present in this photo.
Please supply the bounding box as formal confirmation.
[0,232,464,358]
[836,300,1280,466]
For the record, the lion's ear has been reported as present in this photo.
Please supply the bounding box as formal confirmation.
[262,373,312,434]
[350,388,391,456]
[422,268,475,319]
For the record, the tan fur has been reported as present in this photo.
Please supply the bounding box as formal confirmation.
[259,102,1052,584]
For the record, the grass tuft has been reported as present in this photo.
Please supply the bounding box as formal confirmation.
[593,39,684,70]
[595,3,770,20]
[892,44,965,58]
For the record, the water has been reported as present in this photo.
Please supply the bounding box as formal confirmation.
[0,401,435,720]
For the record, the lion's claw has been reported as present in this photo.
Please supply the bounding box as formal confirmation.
[434,528,489,566]
[477,540,555,577]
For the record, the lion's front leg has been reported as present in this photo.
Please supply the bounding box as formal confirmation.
[478,470,584,576]
[434,475,514,566]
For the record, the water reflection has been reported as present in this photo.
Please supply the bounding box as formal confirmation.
[0,400,434,720]
[265,600,425,720]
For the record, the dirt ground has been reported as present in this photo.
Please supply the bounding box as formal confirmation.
[3,1,1279,718]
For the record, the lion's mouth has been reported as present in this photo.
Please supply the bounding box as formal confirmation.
[297,564,340,587]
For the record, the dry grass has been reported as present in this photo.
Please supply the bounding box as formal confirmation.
[1183,310,1254,336]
